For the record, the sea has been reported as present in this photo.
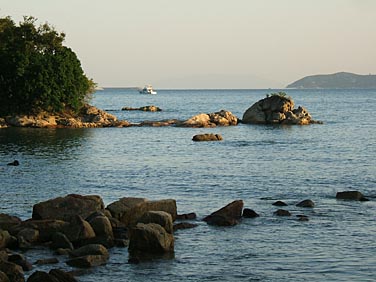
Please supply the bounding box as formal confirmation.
[0,88,375,281]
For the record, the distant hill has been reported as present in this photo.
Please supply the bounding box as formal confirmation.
[286,72,376,89]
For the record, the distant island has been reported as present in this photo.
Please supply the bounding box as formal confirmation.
[286,72,376,89]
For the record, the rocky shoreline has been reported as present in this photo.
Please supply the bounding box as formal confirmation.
[0,190,369,281]
[0,95,322,129]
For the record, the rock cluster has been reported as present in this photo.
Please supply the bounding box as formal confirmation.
[0,105,130,128]
[0,194,183,281]
[242,95,322,125]
[1,190,368,280]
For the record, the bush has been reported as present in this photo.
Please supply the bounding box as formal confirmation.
[0,16,94,115]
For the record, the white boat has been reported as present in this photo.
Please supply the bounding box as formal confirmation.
[139,85,157,95]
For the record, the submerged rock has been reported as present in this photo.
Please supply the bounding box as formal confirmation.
[122,105,162,112]
[296,199,315,208]
[7,160,19,166]
[336,191,369,201]
[173,223,198,232]
[176,213,197,220]
[273,209,291,216]
[272,201,288,207]
[242,208,259,218]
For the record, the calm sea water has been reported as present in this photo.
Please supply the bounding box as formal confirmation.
[0,89,375,281]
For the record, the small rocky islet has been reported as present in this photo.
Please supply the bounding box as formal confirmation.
[0,190,370,281]
[0,94,322,129]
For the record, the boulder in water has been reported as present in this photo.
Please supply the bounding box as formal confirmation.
[242,94,322,125]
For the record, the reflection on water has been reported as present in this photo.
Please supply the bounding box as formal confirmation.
[0,128,90,157]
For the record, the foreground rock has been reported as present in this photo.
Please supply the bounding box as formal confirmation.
[192,133,223,142]
[1,105,130,128]
[106,197,177,227]
[203,200,244,226]
[122,105,162,112]
[27,269,78,282]
[32,194,105,221]
[242,94,322,125]
[0,261,24,282]
[336,191,369,201]
[129,223,174,255]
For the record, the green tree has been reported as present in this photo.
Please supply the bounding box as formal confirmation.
[0,16,94,115]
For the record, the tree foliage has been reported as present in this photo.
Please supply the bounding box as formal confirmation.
[0,16,94,115]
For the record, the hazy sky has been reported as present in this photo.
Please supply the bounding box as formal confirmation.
[1,0,376,88]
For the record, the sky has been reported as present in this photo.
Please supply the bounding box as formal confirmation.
[1,0,376,89]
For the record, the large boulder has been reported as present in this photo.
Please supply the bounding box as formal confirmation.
[137,211,173,234]
[242,94,320,125]
[27,271,58,282]
[62,215,96,244]
[0,261,24,282]
[0,230,12,250]
[0,214,22,231]
[106,198,177,227]
[32,194,105,222]
[87,215,114,247]
[203,200,244,226]
[49,269,78,282]
[128,223,174,255]
[180,110,238,127]
[0,271,9,282]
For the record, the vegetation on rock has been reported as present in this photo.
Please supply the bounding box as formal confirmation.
[0,16,94,116]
